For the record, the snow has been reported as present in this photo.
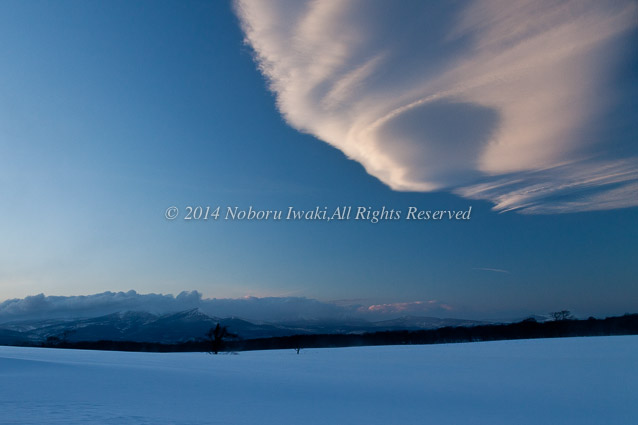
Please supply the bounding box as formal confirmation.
[0,336,636,424]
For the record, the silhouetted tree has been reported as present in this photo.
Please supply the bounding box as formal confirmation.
[550,310,574,321]
[206,324,237,354]
[291,335,302,354]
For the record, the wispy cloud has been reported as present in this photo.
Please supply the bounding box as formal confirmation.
[473,267,511,274]
[235,0,637,213]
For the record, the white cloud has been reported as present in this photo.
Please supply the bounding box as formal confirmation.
[235,0,638,213]
[457,159,638,213]
[0,291,202,322]
[361,300,453,316]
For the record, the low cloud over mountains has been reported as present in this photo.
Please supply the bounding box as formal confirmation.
[0,290,456,323]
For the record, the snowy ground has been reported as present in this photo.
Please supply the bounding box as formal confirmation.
[0,336,636,425]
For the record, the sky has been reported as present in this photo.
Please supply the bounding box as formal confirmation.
[0,0,637,321]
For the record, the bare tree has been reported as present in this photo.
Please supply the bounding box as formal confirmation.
[206,323,237,354]
[291,335,302,354]
[550,310,574,321]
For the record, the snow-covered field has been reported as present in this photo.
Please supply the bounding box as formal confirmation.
[0,336,636,425]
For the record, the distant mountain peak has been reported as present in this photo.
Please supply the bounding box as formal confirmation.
[158,309,216,321]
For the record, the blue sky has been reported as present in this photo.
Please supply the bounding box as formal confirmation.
[1,0,637,320]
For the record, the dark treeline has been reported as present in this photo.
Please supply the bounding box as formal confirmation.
[30,313,638,353]
[231,314,638,352]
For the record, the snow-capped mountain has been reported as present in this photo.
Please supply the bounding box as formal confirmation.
[0,309,488,345]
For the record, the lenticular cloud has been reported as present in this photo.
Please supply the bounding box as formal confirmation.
[235,0,638,213]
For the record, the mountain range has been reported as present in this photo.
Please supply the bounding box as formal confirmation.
[0,309,490,345]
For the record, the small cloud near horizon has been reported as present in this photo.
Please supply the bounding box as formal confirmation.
[362,300,454,316]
